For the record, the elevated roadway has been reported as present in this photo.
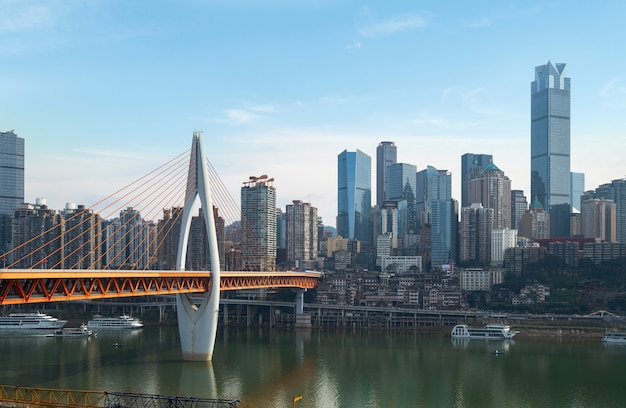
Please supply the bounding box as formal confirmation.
[0,269,321,305]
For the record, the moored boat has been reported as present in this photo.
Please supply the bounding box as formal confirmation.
[602,331,626,344]
[0,312,67,333]
[87,314,143,330]
[451,323,518,340]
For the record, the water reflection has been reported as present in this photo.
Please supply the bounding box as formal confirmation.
[1,328,625,407]
[451,337,515,354]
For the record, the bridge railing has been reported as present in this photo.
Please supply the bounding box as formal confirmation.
[0,385,250,408]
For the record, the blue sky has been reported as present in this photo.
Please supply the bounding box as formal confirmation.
[2,0,625,227]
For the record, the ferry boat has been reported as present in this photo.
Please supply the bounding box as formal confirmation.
[0,312,67,332]
[451,323,518,340]
[602,331,626,344]
[53,324,93,337]
[87,314,144,330]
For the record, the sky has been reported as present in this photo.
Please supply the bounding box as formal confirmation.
[2,0,626,228]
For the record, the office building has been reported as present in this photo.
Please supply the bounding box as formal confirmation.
[241,175,277,271]
[337,149,372,246]
[386,162,418,235]
[379,202,398,249]
[417,165,458,266]
[491,228,518,265]
[468,162,511,230]
[0,130,25,216]
[583,178,626,243]
[376,141,397,208]
[530,61,571,238]
[581,198,616,242]
[511,190,528,231]
[0,130,25,254]
[461,153,492,208]
[570,172,585,212]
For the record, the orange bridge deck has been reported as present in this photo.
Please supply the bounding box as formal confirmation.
[0,270,321,305]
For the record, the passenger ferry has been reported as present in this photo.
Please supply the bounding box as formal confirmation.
[451,323,518,340]
[87,314,144,329]
[0,312,67,332]
[602,331,626,344]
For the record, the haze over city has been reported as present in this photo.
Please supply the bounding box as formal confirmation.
[2,1,625,227]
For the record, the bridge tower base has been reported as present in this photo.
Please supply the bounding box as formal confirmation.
[175,131,221,361]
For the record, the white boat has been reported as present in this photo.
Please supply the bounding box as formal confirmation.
[602,331,626,344]
[87,314,143,329]
[0,312,67,332]
[53,324,93,337]
[451,323,518,340]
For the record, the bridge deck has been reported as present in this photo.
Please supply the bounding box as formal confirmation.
[0,270,321,305]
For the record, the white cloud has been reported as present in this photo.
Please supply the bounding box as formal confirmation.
[0,3,54,32]
[464,17,492,28]
[345,41,362,49]
[223,109,259,125]
[599,76,625,98]
[355,7,428,38]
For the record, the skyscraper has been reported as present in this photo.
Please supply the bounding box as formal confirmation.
[570,172,585,212]
[510,190,528,231]
[530,61,571,238]
[0,130,25,216]
[0,130,24,254]
[581,198,616,242]
[583,178,626,243]
[285,200,318,269]
[459,203,493,265]
[386,162,417,235]
[337,149,372,245]
[376,141,397,208]
[468,162,511,230]
[241,175,277,271]
[461,153,492,208]
[416,165,457,266]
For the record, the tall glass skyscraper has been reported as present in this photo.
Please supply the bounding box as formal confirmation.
[416,165,457,266]
[0,130,25,216]
[387,162,418,236]
[531,61,571,238]
[570,172,585,212]
[0,130,24,255]
[337,149,372,245]
[376,141,397,209]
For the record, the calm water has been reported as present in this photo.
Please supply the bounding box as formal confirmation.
[0,327,624,408]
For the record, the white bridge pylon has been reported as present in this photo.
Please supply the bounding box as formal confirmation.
[175,131,221,361]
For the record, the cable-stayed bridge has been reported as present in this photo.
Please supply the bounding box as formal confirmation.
[0,132,321,361]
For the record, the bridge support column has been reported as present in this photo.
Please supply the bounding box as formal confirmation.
[294,289,311,328]
[177,292,219,361]
[175,132,221,361]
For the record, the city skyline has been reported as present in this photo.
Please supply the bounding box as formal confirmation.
[2,1,626,228]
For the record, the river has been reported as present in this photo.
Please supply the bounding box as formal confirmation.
[0,327,624,408]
